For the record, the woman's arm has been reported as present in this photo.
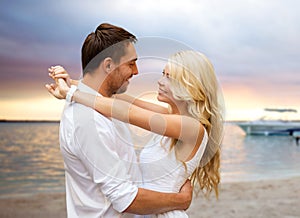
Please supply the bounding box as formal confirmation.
[70,78,79,86]
[73,91,202,143]
[115,94,170,114]
[46,68,203,144]
[45,77,204,161]
[49,65,168,113]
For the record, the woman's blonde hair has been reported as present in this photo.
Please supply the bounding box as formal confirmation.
[167,50,224,198]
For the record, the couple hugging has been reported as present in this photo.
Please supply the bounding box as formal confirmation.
[46,23,224,218]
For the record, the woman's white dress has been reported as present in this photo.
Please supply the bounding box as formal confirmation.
[136,129,208,218]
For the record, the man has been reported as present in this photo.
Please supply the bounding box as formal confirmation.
[46,23,192,217]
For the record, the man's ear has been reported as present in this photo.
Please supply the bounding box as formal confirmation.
[103,57,113,73]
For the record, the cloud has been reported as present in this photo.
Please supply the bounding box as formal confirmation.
[1,0,299,73]
[0,0,299,120]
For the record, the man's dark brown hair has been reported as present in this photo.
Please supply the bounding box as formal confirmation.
[81,23,137,76]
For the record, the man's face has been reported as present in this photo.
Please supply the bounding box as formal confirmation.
[108,42,138,94]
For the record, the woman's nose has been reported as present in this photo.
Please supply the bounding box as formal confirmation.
[157,76,164,86]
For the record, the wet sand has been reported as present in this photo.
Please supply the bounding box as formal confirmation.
[1,177,299,218]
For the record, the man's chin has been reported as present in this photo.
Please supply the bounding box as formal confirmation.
[115,83,128,94]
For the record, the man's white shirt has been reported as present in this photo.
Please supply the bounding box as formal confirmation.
[59,81,141,217]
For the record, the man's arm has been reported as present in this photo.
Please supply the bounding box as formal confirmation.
[125,180,192,215]
[75,109,192,215]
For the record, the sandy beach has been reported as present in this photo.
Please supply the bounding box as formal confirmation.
[1,176,299,218]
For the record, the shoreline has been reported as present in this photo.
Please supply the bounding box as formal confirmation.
[1,176,299,218]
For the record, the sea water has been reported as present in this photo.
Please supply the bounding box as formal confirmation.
[0,122,64,198]
[0,122,300,198]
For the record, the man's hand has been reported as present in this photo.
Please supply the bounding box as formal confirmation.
[178,179,193,210]
[124,180,193,215]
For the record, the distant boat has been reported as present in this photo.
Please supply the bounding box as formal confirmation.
[236,108,300,136]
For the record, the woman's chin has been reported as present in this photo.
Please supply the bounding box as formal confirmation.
[157,95,167,103]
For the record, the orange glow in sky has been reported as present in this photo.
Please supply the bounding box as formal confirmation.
[0,96,65,121]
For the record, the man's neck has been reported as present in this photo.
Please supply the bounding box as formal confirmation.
[82,73,111,97]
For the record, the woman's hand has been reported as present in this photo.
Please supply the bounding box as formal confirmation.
[45,66,71,99]
[48,65,72,86]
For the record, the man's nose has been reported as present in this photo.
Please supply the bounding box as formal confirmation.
[132,63,138,75]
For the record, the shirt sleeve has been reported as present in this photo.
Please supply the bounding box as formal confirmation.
[73,105,138,212]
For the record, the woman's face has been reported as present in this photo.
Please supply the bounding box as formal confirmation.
[157,65,176,105]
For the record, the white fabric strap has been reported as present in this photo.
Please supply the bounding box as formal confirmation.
[66,85,78,103]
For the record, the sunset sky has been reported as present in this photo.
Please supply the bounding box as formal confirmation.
[0,0,299,121]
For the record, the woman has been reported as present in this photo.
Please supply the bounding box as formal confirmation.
[48,50,224,217]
